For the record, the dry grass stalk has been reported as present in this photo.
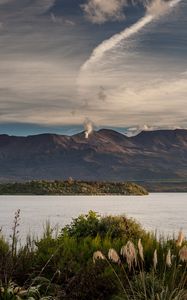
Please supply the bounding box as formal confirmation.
[121,241,137,270]
[10,209,21,257]
[153,249,158,270]
[166,249,172,267]
[179,246,187,262]
[176,230,185,247]
[108,248,121,264]
[138,239,144,262]
[93,251,105,263]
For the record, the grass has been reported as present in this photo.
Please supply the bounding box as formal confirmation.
[0,210,186,299]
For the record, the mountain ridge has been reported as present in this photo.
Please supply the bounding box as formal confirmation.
[0,128,187,182]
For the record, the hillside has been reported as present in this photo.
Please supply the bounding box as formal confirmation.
[0,129,187,183]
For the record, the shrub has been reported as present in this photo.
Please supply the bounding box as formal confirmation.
[0,211,186,300]
[61,210,147,240]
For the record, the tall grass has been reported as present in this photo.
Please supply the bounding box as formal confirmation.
[93,237,187,300]
[0,210,186,299]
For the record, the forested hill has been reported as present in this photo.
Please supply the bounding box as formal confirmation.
[0,180,148,195]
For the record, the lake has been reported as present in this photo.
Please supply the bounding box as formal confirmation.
[0,193,186,241]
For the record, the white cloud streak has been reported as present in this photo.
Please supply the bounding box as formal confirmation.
[81,14,153,70]
[81,0,182,71]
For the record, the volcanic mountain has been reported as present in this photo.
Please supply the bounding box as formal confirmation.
[0,129,187,182]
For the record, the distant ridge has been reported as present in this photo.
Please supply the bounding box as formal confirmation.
[0,129,187,182]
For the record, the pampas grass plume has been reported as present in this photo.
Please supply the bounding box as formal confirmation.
[138,239,144,262]
[166,249,172,267]
[108,248,121,264]
[153,249,158,270]
[93,251,105,263]
[179,246,187,262]
[176,230,184,247]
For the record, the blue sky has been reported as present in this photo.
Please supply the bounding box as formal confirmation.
[0,0,186,136]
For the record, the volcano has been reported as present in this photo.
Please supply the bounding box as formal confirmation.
[0,129,187,183]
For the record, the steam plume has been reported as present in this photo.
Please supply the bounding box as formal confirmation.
[84,118,93,138]
[81,0,182,71]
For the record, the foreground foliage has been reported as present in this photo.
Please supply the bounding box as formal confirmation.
[0,211,186,299]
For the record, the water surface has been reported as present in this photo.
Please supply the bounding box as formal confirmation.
[0,193,186,241]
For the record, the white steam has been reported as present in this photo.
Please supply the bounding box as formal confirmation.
[81,0,182,71]
[84,119,94,138]
[125,124,155,136]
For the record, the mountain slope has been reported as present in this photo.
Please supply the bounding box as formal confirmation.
[0,129,187,182]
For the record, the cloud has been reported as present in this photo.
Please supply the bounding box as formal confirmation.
[81,0,169,24]
[50,13,75,26]
[0,0,186,132]
[81,0,128,24]
[77,0,186,129]
[125,124,157,136]
[65,19,75,26]
[80,0,182,70]
[124,123,184,136]
[24,0,55,15]
[146,0,171,17]
[0,0,98,127]
[81,0,180,24]
[0,0,55,20]
[98,86,107,102]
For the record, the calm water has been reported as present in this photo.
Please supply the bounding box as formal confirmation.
[0,193,186,241]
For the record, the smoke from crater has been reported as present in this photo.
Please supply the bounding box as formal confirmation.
[84,118,94,138]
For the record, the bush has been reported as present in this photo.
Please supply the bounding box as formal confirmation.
[0,211,186,300]
[61,211,147,240]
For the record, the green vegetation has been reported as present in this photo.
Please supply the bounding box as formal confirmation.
[0,210,186,299]
[0,180,148,195]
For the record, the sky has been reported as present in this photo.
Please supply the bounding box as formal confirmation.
[0,0,186,136]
